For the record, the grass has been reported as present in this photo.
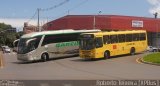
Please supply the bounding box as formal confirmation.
[143,53,160,64]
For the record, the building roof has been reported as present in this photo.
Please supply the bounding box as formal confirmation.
[44,15,160,32]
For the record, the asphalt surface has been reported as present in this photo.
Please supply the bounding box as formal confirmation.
[0,52,160,80]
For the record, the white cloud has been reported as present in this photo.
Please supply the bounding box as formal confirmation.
[0,18,40,31]
[0,18,37,27]
[147,0,160,5]
[147,0,160,15]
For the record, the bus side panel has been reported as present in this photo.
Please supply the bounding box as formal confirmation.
[135,33,148,53]
[136,41,147,53]
[47,43,58,58]
[55,41,79,57]
[36,41,80,59]
[104,42,130,56]
[102,44,113,57]
[94,47,104,59]
[114,43,126,56]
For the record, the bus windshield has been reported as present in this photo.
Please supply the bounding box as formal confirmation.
[17,36,42,54]
[80,38,95,50]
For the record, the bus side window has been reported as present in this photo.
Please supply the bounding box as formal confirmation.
[34,36,42,48]
[118,34,125,43]
[30,40,36,51]
[95,37,103,48]
[42,35,55,46]
[103,35,110,44]
[132,34,139,41]
[110,35,118,44]
[140,33,146,41]
[126,34,132,42]
[42,33,80,46]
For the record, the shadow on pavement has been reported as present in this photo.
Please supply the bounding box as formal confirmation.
[72,53,144,62]
[12,55,78,64]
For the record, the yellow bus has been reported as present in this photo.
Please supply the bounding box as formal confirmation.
[79,30,148,59]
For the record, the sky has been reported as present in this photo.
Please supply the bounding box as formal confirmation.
[0,0,159,31]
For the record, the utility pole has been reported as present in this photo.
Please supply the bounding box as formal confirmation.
[37,8,40,32]
[93,15,96,29]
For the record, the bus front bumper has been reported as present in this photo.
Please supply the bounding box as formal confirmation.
[80,54,95,59]
[80,51,95,59]
[17,54,34,62]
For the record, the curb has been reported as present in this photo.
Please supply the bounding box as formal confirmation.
[139,57,160,66]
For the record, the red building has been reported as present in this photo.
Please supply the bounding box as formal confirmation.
[43,15,160,46]
[44,15,160,32]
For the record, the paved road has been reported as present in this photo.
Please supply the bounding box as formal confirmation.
[0,52,160,80]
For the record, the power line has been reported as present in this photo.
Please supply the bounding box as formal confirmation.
[23,0,70,22]
[47,0,89,21]
[59,0,89,16]
[41,0,69,11]
[27,10,38,23]
[67,0,89,13]
[36,0,70,31]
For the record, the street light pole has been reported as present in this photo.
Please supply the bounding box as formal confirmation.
[154,12,158,19]
[93,11,102,30]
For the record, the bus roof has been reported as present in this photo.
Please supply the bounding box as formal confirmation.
[82,30,146,36]
[21,29,101,38]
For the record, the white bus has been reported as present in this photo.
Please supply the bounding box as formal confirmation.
[17,29,100,62]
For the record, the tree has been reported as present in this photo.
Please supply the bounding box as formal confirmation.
[15,31,24,39]
[0,23,12,31]
[0,23,20,47]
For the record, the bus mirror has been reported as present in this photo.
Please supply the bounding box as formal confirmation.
[26,38,36,46]
[13,39,20,47]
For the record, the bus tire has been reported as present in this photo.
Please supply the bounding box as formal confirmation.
[41,53,49,62]
[104,51,110,59]
[130,47,135,55]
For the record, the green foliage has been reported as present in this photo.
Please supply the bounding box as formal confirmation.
[0,23,12,31]
[15,31,24,39]
[143,53,160,64]
[0,23,24,47]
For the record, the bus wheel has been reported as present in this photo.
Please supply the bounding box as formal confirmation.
[41,53,49,62]
[104,51,110,59]
[130,47,135,55]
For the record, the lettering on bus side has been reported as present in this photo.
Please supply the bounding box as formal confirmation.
[127,43,135,46]
[56,41,79,48]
